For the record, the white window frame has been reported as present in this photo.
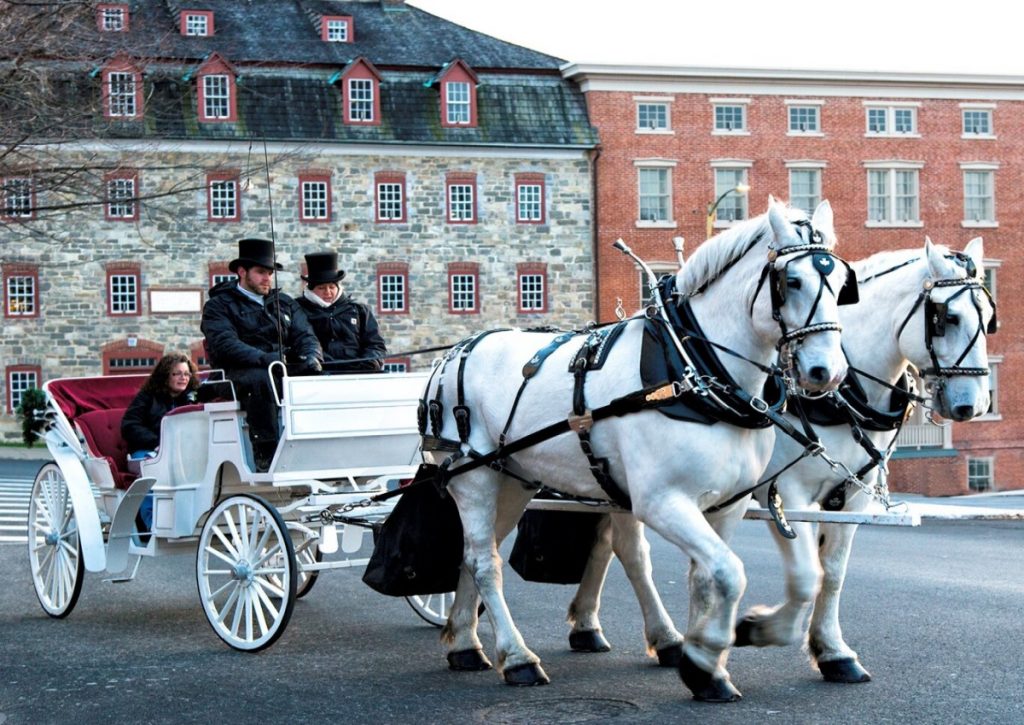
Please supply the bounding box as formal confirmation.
[8,369,38,413]
[711,161,752,228]
[185,13,209,36]
[785,100,823,136]
[711,98,750,134]
[636,98,672,133]
[102,7,125,32]
[864,102,920,137]
[960,103,995,138]
[209,178,238,220]
[447,183,475,222]
[3,177,33,218]
[445,81,471,125]
[107,71,137,117]
[109,273,138,314]
[348,78,374,122]
[864,162,923,227]
[380,273,406,312]
[106,177,136,218]
[634,159,676,228]
[202,74,230,119]
[6,275,35,316]
[961,163,997,227]
[326,18,349,42]
[519,273,545,312]
[516,183,543,222]
[301,180,329,220]
[450,273,477,312]
[967,457,994,492]
[787,165,823,214]
[377,181,403,221]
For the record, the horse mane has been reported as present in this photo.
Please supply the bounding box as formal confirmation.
[678,205,817,297]
[854,245,950,283]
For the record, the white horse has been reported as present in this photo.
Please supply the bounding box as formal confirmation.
[562,237,995,685]
[735,237,994,680]
[423,199,850,701]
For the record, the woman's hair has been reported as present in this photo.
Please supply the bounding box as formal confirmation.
[142,353,200,396]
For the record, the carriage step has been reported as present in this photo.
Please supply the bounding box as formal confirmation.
[103,556,142,583]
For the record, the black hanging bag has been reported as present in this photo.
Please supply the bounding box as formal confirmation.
[362,464,464,596]
[509,506,604,585]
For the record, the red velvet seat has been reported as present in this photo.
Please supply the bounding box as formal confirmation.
[75,408,135,490]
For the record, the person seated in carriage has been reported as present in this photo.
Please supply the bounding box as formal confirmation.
[201,237,323,471]
[296,251,388,373]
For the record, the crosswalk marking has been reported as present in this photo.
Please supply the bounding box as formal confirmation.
[0,476,32,544]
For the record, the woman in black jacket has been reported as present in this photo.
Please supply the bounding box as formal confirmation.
[121,352,200,455]
[297,252,387,372]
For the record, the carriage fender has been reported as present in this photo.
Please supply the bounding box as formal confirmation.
[48,442,107,573]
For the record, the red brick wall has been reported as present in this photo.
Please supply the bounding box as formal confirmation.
[583,79,1022,495]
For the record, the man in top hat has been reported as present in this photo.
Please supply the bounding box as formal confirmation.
[296,251,387,372]
[201,238,322,470]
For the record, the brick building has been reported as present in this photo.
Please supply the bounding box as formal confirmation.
[0,0,598,438]
[562,64,1021,495]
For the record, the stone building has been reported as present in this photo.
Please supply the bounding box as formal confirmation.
[562,63,1020,495]
[0,0,598,438]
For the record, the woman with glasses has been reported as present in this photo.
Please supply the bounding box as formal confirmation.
[121,352,200,457]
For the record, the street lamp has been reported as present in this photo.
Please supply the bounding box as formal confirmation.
[706,183,751,239]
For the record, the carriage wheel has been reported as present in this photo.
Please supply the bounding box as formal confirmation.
[27,463,85,619]
[196,494,296,652]
[406,592,455,627]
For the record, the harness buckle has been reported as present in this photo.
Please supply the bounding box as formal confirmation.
[452,405,471,442]
[749,395,770,414]
[568,410,594,434]
[805,441,825,457]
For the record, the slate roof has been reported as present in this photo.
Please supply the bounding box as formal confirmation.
[7,0,597,148]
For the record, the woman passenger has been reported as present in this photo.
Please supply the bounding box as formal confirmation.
[121,352,200,457]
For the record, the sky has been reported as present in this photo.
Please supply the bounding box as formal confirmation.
[408,1,1024,76]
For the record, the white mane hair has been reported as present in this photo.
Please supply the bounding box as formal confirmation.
[854,244,960,284]
[678,202,823,297]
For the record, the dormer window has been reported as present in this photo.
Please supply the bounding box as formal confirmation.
[431,59,479,129]
[100,56,143,120]
[321,16,353,42]
[332,58,381,126]
[181,10,214,37]
[97,4,129,32]
[194,54,237,122]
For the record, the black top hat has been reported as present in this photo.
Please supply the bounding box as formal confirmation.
[302,252,346,286]
[229,238,284,273]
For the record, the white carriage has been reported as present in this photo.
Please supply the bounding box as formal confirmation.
[26,365,449,651]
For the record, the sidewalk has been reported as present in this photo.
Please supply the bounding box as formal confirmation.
[0,446,52,461]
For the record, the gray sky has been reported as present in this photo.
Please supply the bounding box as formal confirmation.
[409,0,1024,76]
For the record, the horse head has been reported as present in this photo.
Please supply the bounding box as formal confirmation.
[756,198,851,393]
[902,237,995,421]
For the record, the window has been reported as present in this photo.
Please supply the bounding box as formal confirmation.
[107,264,140,316]
[515,173,545,224]
[382,359,409,373]
[517,263,547,313]
[299,174,331,222]
[447,173,476,224]
[2,177,34,220]
[106,71,138,118]
[348,78,374,122]
[181,11,213,36]
[7,366,40,414]
[637,102,670,132]
[984,264,998,302]
[445,82,471,125]
[713,101,747,132]
[979,357,1002,418]
[375,172,406,223]
[321,16,352,42]
[4,265,38,318]
[102,338,163,375]
[714,167,749,223]
[962,106,994,137]
[378,263,408,314]
[208,262,233,288]
[97,4,128,32]
[967,457,993,492]
[105,171,138,221]
[202,75,230,119]
[636,165,672,224]
[448,263,479,314]
[865,103,919,136]
[963,168,995,224]
[867,165,921,225]
[788,105,820,133]
[788,168,822,214]
[207,173,240,221]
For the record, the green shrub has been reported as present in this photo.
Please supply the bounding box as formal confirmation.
[16,388,48,447]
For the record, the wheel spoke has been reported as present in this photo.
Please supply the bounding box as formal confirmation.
[203,543,239,568]
[252,587,271,636]
[245,589,255,642]
[252,542,282,569]
[224,508,242,556]
[228,586,246,633]
[212,525,240,560]
[253,520,274,561]
[215,585,242,625]
[252,574,286,599]
[207,578,236,599]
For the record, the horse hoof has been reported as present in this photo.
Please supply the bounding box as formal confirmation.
[503,663,550,687]
[447,649,492,671]
[656,644,684,667]
[733,616,756,647]
[678,651,742,703]
[569,630,611,653]
[818,657,872,683]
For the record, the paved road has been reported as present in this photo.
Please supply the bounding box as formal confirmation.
[1,473,1022,725]
[0,459,43,544]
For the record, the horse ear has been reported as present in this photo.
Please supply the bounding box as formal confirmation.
[964,237,985,278]
[767,193,777,208]
[810,200,834,242]
[767,200,789,243]
[924,237,948,279]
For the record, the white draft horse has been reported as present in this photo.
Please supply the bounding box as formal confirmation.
[563,237,996,685]
[422,199,850,701]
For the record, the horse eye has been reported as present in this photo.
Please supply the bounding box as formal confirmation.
[786,277,802,290]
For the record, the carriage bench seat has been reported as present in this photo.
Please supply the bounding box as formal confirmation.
[75,408,135,490]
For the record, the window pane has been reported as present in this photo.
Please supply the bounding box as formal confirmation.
[446,82,471,124]
[967,458,992,492]
[326,19,348,41]
[110,273,137,314]
[450,273,476,310]
[302,181,328,219]
[519,273,544,311]
[789,169,820,213]
[103,8,125,31]
[963,110,991,135]
[9,370,38,411]
[186,14,208,36]
[895,170,918,221]
[203,75,229,118]
[867,108,887,133]
[714,168,747,222]
[377,182,403,220]
[638,103,668,130]
[964,170,993,222]
[210,180,237,219]
[517,183,542,221]
[107,177,135,218]
[380,274,406,311]
[108,72,136,116]
[714,105,744,130]
[788,106,818,132]
[638,168,669,221]
[349,79,374,121]
[6,276,35,315]
[894,108,914,133]
[448,183,474,221]
[3,178,33,217]
[868,170,889,221]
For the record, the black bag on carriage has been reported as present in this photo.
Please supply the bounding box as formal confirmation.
[362,463,464,597]
[509,504,604,585]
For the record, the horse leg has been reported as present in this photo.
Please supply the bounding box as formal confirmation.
[446,474,550,686]
[734,520,821,648]
[643,499,745,702]
[808,521,871,683]
[566,514,614,653]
